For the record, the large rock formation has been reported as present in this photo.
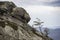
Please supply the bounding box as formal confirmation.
[12,7,31,23]
[0,1,52,40]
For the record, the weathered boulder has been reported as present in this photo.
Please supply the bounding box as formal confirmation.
[12,7,31,23]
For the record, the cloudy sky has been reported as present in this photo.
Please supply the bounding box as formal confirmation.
[0,0,60,29]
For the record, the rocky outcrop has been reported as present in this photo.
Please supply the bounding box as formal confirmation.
[0,1,52,40]
[0,1,16,13]
[12,7,31,23]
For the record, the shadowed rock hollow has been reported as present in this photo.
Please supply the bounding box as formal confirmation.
[0,1,52,40]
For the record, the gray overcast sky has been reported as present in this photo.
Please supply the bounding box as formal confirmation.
[0,0,60,29]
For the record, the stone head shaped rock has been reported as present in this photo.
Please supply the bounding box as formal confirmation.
[12,7,31,23]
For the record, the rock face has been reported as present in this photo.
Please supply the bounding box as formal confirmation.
[0,1,16,13]
[0,1,52,40]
